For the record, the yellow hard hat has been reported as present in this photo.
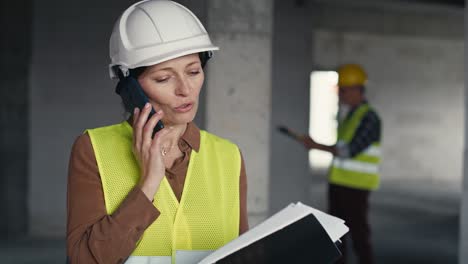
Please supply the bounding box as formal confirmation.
[337,64,367,87]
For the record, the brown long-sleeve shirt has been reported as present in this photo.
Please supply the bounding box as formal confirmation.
[66,122,248,263]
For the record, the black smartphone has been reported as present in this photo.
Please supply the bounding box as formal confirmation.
[277,125,300,141]
[115,76,164,137]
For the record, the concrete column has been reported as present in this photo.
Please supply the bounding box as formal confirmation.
[269,0,314,213]
[459,2,468,262]
[205,0,273,225]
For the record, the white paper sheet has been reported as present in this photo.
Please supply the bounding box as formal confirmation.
[198,202,348,264]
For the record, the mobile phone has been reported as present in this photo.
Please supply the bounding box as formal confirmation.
[277,125,301,141]
[115,76,164,137]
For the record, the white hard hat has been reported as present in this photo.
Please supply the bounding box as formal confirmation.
[109,0,219,79]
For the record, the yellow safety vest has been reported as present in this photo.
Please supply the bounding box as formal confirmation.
[87,121,240,264]
[329,104,381,190]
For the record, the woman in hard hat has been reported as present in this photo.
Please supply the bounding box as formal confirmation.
[66,1,248,263]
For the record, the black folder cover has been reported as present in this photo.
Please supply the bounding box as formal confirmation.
[216,213,342,264]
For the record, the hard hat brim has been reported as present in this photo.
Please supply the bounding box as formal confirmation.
[109,45,219,79]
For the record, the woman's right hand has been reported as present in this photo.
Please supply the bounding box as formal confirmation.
[132,103,172,201]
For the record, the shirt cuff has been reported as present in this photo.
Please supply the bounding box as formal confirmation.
[336,141,350,158]
[111,187,160,234]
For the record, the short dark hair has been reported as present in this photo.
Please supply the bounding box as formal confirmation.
[121,51,211,80]
[129,67,147,79]
[199,51,212,68]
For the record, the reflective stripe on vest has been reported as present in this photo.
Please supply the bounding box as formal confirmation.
[332,157,379,175]
[125,256,171,264]
[329,104,381,190]
[125,250,214,264]
[364,145,381,157]
[87,122,240,264]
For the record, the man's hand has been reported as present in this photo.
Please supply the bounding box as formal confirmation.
[298,135,319,150]
[277,125,337,154]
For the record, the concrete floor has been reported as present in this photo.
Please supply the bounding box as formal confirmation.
[371,187,458,264]
[0,186,459,264]
[0,237,65,264]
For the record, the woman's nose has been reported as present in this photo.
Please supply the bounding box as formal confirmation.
[175,77,191,96]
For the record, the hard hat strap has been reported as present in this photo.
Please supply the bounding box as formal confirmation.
[119,66,130,78]
[199,51,213,68]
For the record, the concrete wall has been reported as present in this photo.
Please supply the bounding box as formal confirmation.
[29,0,137,236]
[205,0,273,225]
[311,1,463,40]
[0,0,32,237]
[459,2,468,263]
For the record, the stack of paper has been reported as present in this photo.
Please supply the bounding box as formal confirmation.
[198,202,349,264]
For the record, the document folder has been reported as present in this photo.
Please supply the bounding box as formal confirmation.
[198,202,348,264]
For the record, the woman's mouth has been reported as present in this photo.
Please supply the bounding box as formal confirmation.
[174,103,193,113]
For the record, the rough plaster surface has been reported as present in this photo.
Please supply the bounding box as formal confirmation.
[311,1,463,41]
[208,0,272,35]
[206,0,273,220]
[206,35,272,216]
[459,4,468,263]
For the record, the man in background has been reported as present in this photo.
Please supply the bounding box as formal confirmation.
[283,64,381,264]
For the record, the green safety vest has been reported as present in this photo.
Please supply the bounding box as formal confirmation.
[329,104,381,190]
[87,121,240,264]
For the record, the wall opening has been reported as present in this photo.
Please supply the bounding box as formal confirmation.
[309,71,338,169]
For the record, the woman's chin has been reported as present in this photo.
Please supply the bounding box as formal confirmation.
[165,113,196,126]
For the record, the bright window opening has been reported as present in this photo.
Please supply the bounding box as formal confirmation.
[309,71,339,169]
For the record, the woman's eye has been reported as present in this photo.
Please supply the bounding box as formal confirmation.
[189,70,200,76]
[154,77,169,83]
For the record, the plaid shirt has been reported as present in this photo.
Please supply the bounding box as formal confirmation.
[336,103,381,158]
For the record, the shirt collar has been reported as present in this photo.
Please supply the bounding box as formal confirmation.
[181,122,200,152]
